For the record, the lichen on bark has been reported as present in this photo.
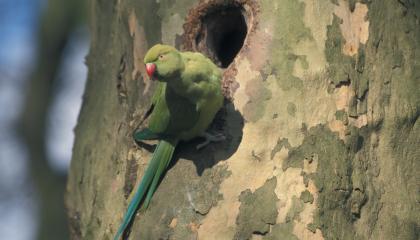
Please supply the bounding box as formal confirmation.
[234,177,278,239]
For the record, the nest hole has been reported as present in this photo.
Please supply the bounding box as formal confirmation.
[197,5,248,68]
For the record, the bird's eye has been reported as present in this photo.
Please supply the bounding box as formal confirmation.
[158,55,164,59]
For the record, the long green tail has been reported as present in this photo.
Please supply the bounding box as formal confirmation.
[114,139,177,240]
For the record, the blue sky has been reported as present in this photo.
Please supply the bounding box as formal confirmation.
[0,1,41,239]
[0,0,88,239]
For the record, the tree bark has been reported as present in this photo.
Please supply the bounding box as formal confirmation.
[66,0,419,239]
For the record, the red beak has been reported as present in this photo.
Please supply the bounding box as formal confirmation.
[145,63,156,78]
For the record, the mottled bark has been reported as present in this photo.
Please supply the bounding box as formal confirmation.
[66,0,419,239]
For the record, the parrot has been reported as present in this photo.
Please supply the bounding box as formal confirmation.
[114,44,225,239]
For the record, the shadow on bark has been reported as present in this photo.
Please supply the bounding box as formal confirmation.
[175,101,244,175]
[135,100,244,176]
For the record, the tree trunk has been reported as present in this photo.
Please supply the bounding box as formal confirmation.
[66,0,419,239]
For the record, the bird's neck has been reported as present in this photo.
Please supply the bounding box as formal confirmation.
[167,76,188,95]
[166,76,198,104]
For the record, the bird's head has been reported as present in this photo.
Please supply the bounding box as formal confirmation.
[143,44,183,82]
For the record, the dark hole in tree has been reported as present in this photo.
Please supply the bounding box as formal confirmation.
[199,5,248,68]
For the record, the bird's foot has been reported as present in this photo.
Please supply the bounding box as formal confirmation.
[196,132,226,150]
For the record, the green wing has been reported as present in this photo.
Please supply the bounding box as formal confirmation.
[135,82,200,141]
[133,83,165,141]
[180,52,223,111]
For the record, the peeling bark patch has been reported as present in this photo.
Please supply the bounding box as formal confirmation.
[262,221,299,240]
[300,190,314,204]
[325,14,370,136]
[293,180,325,240]
[157,0,197,46]
[300,0,334,68]
[243,75,272,122]
[234,177,278,240]
[169,218,178,228]
[283,124,359,239]
[335,110,348,123]
[349,114,367,128]
[198,103,277,239]
[188,165,231,215]
[273,55,304,92]
[287,102,297,117]
[334,0,369,56]
[233,58,261,112]
[328,110,349,140]
[243,23,272,72]
[259,0,313,92]
[285,196,305,222]
[270,138,291,160]
[325,15,354,87]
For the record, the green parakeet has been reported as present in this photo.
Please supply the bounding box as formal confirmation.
[114,44,224,239]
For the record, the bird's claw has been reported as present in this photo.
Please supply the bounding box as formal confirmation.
[196,132,226,150]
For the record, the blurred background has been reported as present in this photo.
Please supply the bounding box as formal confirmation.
[0,0,88,239]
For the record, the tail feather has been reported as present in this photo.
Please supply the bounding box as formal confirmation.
[114,139,177,240]
[141,143,174,210]
[133,128,160,141]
